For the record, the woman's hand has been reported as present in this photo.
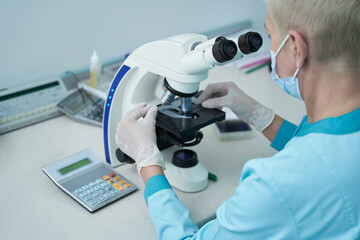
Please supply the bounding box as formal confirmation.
[198,82,275,132]
[115,103,165,174]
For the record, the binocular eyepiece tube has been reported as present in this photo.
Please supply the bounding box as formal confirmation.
[160,31,263,114]
[181,37,238,75]
[237,31,263,54]
[181,31,263,75]
[212,37,238,63]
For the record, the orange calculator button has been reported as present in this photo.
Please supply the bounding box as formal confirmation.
[112,183,124,191]
[119,179,126,184]
[124,183,131,188]
[102,175,110,181]
[109,173,116,178]
[107,179,114,184]
[114,176,121,181]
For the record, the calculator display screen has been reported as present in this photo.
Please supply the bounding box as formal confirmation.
[0,81,60,102]
[67,96,87,113]
[59,158,91,175]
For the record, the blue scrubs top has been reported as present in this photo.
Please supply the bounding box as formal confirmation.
[144,108,360,239]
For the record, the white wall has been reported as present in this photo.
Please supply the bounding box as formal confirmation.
[0,0,267,89]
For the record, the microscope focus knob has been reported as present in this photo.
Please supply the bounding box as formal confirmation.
[115,148,135,164]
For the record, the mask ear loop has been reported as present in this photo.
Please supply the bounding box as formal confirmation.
[291,42,308,84]
[275,34,290,57]
[291,68,300,84]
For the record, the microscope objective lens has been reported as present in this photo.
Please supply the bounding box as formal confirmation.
[181,97,192,114]
[161,89,175,105]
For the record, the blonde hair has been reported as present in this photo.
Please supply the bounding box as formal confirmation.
[266,0,360,73]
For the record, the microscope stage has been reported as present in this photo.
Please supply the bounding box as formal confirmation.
[156,98,225,140]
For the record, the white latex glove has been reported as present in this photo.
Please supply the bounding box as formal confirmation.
[198,82,275,132]
[115,103,165,174]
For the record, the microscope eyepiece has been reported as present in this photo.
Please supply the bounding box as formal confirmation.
[212,38,238,63]
[238,31,263,54]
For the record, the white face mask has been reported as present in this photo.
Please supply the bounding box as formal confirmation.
[270,34,306,100]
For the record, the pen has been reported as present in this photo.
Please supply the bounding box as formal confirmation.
[77,82,107,100]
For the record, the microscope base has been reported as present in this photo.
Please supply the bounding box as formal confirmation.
[162,146,208,192]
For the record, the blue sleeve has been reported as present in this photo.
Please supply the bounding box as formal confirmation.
[271,119,298,151]
[192,160,296,239]
[144,175,199,239]
[144,174,172,205]
[144,160,297,239]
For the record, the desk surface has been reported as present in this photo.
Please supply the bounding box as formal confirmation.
[0,66,305,240]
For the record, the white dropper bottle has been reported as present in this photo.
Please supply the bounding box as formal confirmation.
[90,50,102,88]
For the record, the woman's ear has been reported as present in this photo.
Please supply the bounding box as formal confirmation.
[288,30,307,68]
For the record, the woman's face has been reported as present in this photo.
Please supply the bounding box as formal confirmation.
[265,11,297,80]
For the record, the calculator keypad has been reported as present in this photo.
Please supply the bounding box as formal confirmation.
[80,99,104,124]
[73,172,132,207]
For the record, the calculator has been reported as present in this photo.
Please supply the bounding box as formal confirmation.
[42,149,137,212]
[57,88,104,127]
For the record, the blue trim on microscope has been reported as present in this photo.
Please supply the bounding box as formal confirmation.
[103,65,131,164]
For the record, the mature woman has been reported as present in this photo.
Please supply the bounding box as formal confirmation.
[116,0,360,239]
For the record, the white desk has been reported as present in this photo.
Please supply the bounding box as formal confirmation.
[0,67,305,240]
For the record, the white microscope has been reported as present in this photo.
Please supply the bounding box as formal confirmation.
[103,31,262,192]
